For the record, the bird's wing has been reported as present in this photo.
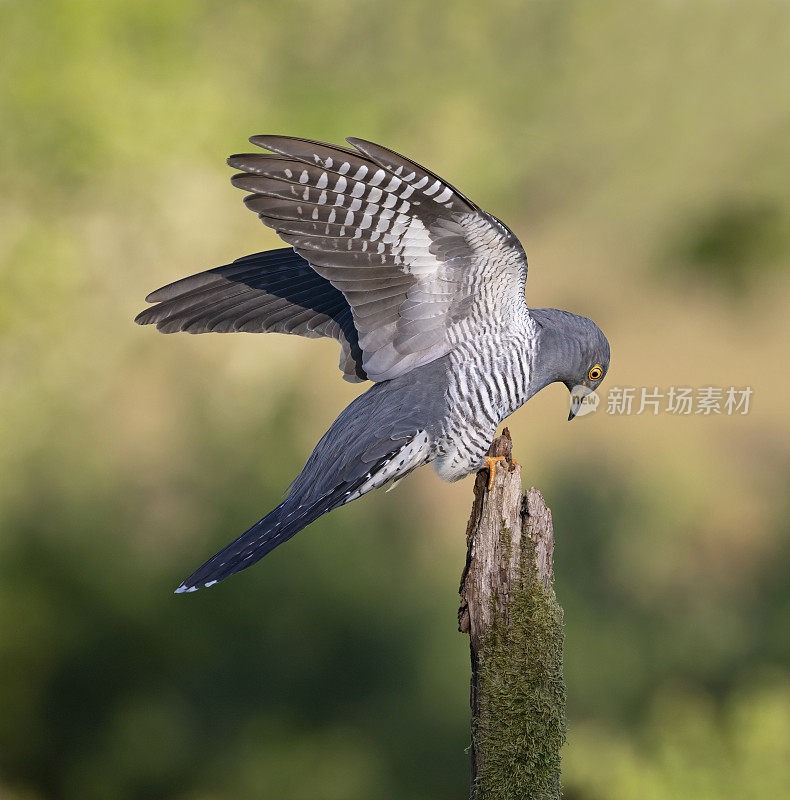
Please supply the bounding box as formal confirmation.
[228,136,528,382]
[135,248,366,382]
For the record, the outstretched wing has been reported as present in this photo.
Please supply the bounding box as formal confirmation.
[228,136,528,382]
[135,248,366,382]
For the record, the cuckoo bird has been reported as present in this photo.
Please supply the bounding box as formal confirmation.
[135,136,610,592]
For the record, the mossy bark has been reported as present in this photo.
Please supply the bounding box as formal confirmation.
[459,429,566,800]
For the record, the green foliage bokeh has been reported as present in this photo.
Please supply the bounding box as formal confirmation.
[1,2,789,799]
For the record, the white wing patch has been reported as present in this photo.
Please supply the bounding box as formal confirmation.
[389,217,441,275]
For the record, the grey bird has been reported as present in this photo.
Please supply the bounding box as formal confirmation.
[135,136,610,593]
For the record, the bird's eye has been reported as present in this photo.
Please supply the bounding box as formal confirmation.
[588,364,603,382]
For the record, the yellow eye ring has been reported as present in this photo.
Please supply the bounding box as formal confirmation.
[588,364,603,382]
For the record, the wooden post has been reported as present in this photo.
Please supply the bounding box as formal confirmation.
[458,428,566,800]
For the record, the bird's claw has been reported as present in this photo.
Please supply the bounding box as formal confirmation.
[485,456,507,490]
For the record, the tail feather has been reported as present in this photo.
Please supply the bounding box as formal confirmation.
[175,494,333,593]
[172,369,441,594]
[174,455,395,593]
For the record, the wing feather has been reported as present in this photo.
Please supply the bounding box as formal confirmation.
[136,248,366,381]
[228,136,528,381]
[141,137,529,384]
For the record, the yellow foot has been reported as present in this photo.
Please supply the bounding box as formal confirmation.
[485,456,507,490]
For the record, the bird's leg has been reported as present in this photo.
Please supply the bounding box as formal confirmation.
[484,456,507,491]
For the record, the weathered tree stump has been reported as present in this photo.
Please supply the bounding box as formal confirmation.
[458,428,566,800]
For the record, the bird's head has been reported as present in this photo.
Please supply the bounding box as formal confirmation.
[563,334,610,420]
[529,309,611,420]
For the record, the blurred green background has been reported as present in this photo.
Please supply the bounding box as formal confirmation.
[2,1,789,798]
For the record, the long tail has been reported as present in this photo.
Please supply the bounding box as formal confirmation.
[174,454,396,593]
[174,361,440,593]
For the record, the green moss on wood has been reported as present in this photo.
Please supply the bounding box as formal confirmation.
[499,521,513,563]
[473,531,566,800]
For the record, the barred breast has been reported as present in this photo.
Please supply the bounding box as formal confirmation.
[433,319,537,482]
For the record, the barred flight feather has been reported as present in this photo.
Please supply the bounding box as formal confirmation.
[226,136,527,382]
